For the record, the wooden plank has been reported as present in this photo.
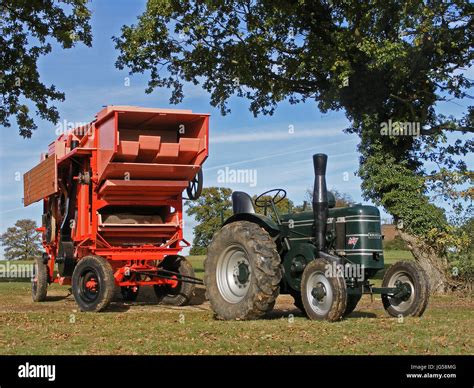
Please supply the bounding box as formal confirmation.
[23,155,57,206]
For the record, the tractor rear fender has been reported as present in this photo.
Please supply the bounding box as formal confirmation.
[223,213,281,237]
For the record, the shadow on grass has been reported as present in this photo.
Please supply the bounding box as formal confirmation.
[345,311,377,318]
[45,295,70,302]
[265,308,377,320]
[264,307,307,320]
[104,303,131,313]
[107,285,207,310]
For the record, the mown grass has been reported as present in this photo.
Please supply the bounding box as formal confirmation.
[0,252,472,355]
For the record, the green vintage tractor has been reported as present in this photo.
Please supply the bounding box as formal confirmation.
[204,153,430,321]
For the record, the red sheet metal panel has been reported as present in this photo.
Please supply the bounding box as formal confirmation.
[98,179,188,200]
[23,155,57,206]
[97,114,117,181]
[100,163,201,181]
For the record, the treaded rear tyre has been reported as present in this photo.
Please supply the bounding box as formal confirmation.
[32,256,49,302]
[72,255,115,312]
[204,221,282,320]
[382,261,429,317]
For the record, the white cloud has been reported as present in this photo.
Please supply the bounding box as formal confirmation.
[205,139,356,172]
[211,127,346,144]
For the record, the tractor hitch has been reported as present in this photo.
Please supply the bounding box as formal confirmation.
[369,282,412,299]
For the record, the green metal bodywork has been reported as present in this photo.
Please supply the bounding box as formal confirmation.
[225,203,386,295]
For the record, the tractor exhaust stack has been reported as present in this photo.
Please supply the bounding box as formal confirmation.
[312,153,328,252]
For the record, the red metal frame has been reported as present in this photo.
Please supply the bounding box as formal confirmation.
[28,106,209,289]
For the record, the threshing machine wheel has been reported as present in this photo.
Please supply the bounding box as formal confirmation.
[381,261,429,317]
[71,255,115,312]
[204,221,282,320]
[300,258,347,321]
[154,256,195,306]
[32,256,49,302]
[121,286,140,302]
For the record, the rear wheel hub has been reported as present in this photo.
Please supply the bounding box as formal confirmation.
[217,245,252,304]
[235,262,250,285]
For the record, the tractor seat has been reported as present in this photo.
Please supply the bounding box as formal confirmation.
[232,191,255,214]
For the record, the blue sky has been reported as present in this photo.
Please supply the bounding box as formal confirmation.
[0,0,472,257]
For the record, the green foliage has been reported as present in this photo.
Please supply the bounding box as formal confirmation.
[190,245,207,256]
[0,219,42,260]
[0,0,92,137]
[449,252,474,286]
[185,187,233,254]
[302,188,355,209]
[448,218,474,285]
[383,236,409,251]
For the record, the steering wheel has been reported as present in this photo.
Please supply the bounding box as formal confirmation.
[186,169,203,200]
[254,189,287,208]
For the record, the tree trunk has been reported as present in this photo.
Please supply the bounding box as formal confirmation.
[398,230,452,294]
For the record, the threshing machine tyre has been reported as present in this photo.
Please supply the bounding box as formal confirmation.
[204,221,282,320]
[121,286,140,302]
[154,256,195,306]
[300,259,347,321]
[32,257,49,302]
[343,294,362,317]
[72,255,115,312]
[381,261,429,318]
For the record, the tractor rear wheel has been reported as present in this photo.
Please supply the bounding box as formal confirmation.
[154,256,195,306]
[72,255,115,312]
[204,221,282,320]
[382,261,429,317]
[32,256,49,302]
[121,286,140,302]
[301,259,347,321]
[343,294,362,317]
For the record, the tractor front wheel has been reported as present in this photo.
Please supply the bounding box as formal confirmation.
[72,255,115,312]
[204,221,282,320]
[32,256,49,302]
[382,261,429,317]
[154,256,195,306]
[301,259,347,321]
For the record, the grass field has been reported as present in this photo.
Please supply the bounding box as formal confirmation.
[0,251,472,355]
